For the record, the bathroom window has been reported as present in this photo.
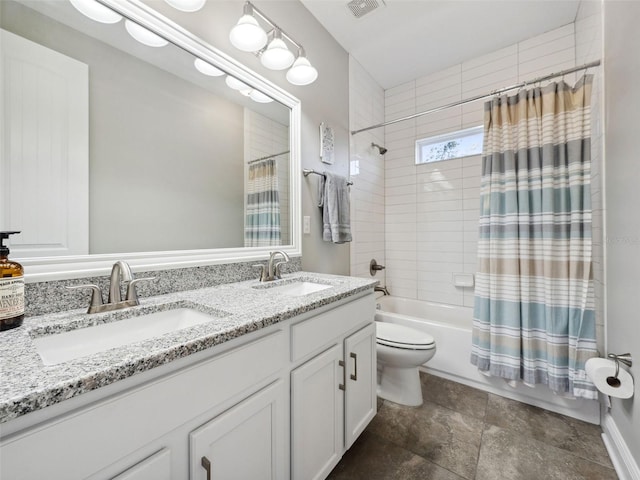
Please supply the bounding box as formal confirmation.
[415,126,483,164]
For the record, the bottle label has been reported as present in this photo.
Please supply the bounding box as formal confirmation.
[0,277,25,320]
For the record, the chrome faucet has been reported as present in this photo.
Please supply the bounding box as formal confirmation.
[253,250,291,282]
[268,250,290,279]
[67,261,154,314]
[108,260,133,304]
[374,285,390,296]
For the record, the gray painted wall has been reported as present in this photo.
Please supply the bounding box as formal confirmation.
[604,0,640,464]
[146,0,352,275]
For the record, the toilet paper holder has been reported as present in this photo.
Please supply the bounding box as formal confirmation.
[607,353,632,387]
[607,352,632,368]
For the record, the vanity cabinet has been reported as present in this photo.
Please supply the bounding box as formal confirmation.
[291,344,345,480]
[112,449,172,480]
[291,297,376,480]
[343,323,377,450]
[0,330,287,479]
[189,380,287,480]
[0,291,375,480]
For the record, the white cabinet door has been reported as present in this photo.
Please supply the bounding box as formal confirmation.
[190,381,286,480]
[291,344,344,480]
[344,323,377,449]
[111,449,172,480]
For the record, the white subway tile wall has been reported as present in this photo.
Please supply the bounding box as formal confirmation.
[349,58,386,281]
[575,1,604,353]
[382,23,594,309]
[349,18,604,335]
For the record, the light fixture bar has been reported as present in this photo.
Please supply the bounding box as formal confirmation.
[245,1,303,53]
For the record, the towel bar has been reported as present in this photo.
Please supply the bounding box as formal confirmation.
[303,169,353,186]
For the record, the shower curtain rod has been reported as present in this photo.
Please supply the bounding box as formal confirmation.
[247,150,290,164]
[351,60,601,135]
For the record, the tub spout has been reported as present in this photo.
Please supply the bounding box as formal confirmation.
[375,285,390,296]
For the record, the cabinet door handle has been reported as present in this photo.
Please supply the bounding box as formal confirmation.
[350,352,358,381]
[338,360,346,391]
[201,456,212,480]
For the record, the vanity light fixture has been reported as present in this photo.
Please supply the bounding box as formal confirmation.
[230,1,318,85]
[260,29,294,71]
[125,20,169,47]
[164,0,206,13]
[286,48,318,86]
[194,58,224,76]
[69,0,122,24]
[229,2,268,52]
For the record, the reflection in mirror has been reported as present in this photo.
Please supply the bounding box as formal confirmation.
[1,0,292,260]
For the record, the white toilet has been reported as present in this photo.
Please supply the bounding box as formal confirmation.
[376,321,436,406]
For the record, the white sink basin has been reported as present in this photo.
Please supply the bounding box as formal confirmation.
[265,281,332,296]
[33,308,220,366]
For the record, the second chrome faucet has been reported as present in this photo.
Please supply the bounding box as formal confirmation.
[254,251,291,282]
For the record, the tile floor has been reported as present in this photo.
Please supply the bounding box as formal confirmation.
[328,373,618,480]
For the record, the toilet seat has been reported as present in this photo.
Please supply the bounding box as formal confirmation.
[376,322,435,350]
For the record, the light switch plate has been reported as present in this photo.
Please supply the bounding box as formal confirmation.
[303,216,310,234]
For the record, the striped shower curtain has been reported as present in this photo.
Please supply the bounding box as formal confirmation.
[245,158,281,247]
[471,75,598,399]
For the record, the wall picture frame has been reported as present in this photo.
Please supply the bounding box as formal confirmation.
[319,122,335,164]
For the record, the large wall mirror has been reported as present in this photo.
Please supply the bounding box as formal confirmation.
[0,0,301,281]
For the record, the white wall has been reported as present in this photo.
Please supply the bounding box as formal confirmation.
[348,58,385,282]
[603,0,640,473]
[382,24,583,306]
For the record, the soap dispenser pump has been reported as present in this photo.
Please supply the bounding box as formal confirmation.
[0,231,24,331]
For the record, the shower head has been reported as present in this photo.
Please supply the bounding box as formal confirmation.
[371,143,388,155]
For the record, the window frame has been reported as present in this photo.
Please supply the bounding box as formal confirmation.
[415,125,483,165]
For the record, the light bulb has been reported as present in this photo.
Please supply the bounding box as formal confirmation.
[125,20,168,48]
[69,0,122,24]
[286,53,318,86]
[260,32,294,70]
[225,75,250,91]
[249,90,273,103]
[164,0,206,12]
[229,14,268,52]
[194,58,224,77]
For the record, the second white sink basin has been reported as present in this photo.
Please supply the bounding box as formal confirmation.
[265,281,332,296]
[33,308,222,366]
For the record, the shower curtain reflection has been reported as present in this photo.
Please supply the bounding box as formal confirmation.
[245,158,282,247]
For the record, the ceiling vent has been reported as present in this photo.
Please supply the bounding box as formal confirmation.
[347,0,385,19]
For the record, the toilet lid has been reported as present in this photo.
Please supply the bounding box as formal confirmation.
[376,322,435,350]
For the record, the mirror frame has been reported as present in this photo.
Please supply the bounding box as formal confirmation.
[17,0,301,282]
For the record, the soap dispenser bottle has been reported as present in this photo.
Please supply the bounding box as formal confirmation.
[0,231,24,331]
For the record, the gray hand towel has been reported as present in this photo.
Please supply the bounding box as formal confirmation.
[318,172,352,244]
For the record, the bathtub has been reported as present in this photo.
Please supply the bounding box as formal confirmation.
[375,295,600,424]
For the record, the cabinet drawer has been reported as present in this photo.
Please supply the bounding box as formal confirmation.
[291,295,375,362]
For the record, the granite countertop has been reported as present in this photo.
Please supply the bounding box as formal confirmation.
[0,272,377,424]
